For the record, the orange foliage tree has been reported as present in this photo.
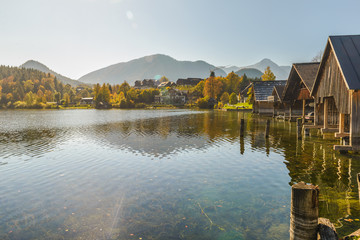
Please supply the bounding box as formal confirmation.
[203,76,223,99]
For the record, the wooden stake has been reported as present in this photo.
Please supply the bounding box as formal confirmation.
[290,182,319,240]
[357,173,360,203]
[265,119,270,138]
[240,119,244,137]
[297,118,302,140]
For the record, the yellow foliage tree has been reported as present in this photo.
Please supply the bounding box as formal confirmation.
[261,66,276,81]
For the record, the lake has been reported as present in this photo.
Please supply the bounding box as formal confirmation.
[0,109,359,239]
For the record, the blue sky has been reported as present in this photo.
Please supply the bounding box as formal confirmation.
[0,0,359,79]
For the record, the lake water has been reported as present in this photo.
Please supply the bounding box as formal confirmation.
[0,109,360,240]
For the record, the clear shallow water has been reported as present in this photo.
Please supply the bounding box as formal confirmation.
[0,109,359,239]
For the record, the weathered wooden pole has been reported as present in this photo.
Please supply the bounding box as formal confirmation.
[265,119,270,138]
[339,113,345,134]
[357,173,360,202]
[297,118,302,140]
[240,119,245,137]
[302,99,306,124]
[290,182,319,240]
[324,98,329,129]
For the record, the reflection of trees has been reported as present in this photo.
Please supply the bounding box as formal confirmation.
[90,111,245,157]
[0,129,60,159]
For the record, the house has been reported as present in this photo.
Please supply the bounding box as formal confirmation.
[76,86,85,93]
[155,88,186,105]
[281,63,319,121]
[310,35,360,151]
[134,79,156,89]
[158,81,176,88]
[80,97,94,105]
[176,78,203,86]
[250,80,287,115]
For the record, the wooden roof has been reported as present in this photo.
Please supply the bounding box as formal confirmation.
[312,35,360,94]
[282,62,319,101]
[273,85,285,101]
[253,80,287,101]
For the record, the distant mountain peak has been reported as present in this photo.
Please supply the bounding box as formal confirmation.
[78,54,226,85]
[241,58,290,80]
[20,60,83,86]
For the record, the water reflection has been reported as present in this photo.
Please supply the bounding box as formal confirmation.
[0,110,359,239]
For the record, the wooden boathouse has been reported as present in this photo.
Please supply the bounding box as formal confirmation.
[271,85,286,117]
[282,63,319,122]
[310,35,360,151]
[251,80,287,115]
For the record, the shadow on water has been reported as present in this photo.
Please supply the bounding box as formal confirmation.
[0,110,359,239]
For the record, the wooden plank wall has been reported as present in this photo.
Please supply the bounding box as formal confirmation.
[314,51,350,114]
[351,91,360,150]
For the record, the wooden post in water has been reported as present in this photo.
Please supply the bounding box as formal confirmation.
[290,182,319,240]
[357,173,360,202]
[265,119,270,138]
[240,119,245,137]
[297,118,302,140]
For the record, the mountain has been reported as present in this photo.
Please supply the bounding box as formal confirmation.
[20,60,84,86]
[221,66,241,75]
[242,58,291,80]
[235,68,263,79]
[78,54,227,85]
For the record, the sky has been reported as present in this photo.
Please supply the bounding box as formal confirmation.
[0,0,359,79]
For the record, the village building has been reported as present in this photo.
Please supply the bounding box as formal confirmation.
[158,81,176,88]
[281,63,319,122]
[79,97,94,105]
[248,80,287,115]
[134,79,156,89]
[154,88,186,105]
[310,35,360,151]
[176,78,203,86]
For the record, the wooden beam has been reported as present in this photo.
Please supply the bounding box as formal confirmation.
[321,128,338,133]
[333,145,353,151]
[339,113,345,134]
[303,125,322,129]
[335,132,350,138]
[324,98,328,129]
[302,99,306,124]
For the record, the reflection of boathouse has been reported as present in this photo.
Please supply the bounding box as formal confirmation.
[281,63,319,122]
[310,35,360,151]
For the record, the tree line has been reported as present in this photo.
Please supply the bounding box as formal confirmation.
[0,65,276,109]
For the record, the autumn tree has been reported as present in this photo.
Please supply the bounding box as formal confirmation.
[220,92,229,104]
[229,92,238,105]
[261,66,276,81]
[203,77,223,99]
[247,86,254,103]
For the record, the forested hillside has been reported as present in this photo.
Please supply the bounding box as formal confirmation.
[0,66,91,108]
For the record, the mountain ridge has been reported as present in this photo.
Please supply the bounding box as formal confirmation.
[78,54,227,85]
[20,60,84,86]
